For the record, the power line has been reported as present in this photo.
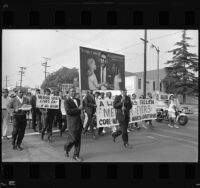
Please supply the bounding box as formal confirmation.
[115,31,183,53]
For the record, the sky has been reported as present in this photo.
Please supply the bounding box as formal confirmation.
[2,29,198,89]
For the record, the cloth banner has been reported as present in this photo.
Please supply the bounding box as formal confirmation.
[96,99,157,128]
[36,94,59,109]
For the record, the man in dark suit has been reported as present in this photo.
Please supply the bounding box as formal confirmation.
[30,88,42,132]
[64,87,84,162]
[83,90,96,135]
[96,52,114,90]
[53,90,62,130]
[112,89,133,148]
[7,89,30,150]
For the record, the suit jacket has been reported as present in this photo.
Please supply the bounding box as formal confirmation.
[30,95,37,109]
[64,97,83,131]
[113,95,132,122]
[8,96,30,116]
[96,64,114,89]
[83,94,96,115]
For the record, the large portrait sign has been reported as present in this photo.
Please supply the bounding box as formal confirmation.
[80,46,125,91]
[96,99,157,128]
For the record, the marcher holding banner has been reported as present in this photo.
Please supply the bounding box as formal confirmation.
[40,88,55,142]
[112,89,132,148]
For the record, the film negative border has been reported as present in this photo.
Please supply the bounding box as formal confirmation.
[0,2,200,28]
[1,0,200,187]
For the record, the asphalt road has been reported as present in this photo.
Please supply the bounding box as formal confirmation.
[2,114,198,162]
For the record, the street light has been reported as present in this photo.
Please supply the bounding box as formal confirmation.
[151,43,160,99]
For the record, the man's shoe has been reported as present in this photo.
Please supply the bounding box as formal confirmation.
[33,128,37,132]
[174,124,179,129]
[47,136,52,142]
[16,145,24,151]
[41,133,44,140]
[168,124,173,128]
[73,156,82,162]
[92,133,96,140]
[64,145,69,157]
[124,143,132,149]
[12,145,17,150]
[112,135,116,142]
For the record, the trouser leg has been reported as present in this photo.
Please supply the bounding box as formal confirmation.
[58,111,62,130]
[16,116,27,146]
[2,110,9,137]
[31,110,36,129]
[112,123,122,138]
[98,127,104,135]
[121,119,129,145]
[83,113,92,133]
[60,117,67,133]
[64,131,75,152]
[73,130,82,157]
[12,116,19,146]
[41,114,48,135]
[47,115,53,137]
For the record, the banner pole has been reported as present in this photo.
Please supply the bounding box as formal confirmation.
[79,46,85,122]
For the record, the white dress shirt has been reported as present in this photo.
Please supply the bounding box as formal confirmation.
[17,96,23,104]
[71,97,78,107]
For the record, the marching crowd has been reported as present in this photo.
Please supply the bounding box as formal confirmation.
[2,87,182,161]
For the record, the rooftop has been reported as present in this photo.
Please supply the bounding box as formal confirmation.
[125,68,167,80]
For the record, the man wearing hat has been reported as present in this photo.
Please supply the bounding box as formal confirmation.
[112,89,133,148]
[2,89,10,140]
[30,88,42,132]
[7,89,30,150]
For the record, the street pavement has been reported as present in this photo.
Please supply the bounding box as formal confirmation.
[2,114,198,162]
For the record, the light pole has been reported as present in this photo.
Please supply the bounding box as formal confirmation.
[151,44,160,99]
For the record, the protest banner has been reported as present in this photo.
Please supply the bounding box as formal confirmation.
[80,46,125,91]
[36,94,59,109]
[96,99,157,128]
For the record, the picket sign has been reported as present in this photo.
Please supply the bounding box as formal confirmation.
[36,94,59,109]
[96,99,157,128]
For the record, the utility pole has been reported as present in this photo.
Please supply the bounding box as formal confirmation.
[140,30,148,98]
[42,57,51,80]
[5,75,9,89]
[19,67,26,89]
[151,43,160,99]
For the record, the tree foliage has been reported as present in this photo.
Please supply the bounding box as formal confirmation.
[40,67,79,90]
[163,30,199,102]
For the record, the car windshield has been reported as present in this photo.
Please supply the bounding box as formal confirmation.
[156,100,168,109]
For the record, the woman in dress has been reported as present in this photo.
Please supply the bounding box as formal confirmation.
[87,58,103,90]
[168,94,179,128]
[113,65,122,90]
